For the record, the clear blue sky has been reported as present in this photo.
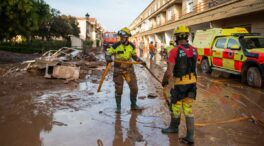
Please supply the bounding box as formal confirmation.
[45,0,152,32]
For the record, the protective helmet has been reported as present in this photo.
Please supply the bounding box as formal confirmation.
[169,40,174,45]
[174,25,190,40]
[118,27,132,37]
[174,25,190,34]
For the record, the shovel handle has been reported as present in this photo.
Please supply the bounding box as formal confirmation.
[97,63,111,92]
[143,66,162,84]
[114,61,143,65]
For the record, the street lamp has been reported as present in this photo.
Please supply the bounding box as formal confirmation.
[85,13,90,19]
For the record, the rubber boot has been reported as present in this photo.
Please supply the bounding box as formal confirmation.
[161,115,180,134]
[130,96,141,110]
[115,96,121,113]
[180,117,194,145]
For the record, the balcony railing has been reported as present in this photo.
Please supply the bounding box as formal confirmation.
[182,0,231,16]
[131,0,233,33]
[208,0,231,8]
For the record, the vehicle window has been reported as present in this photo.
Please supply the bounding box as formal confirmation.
[227,39,239,48]
[215,38,226,49]
[104,33,117,38]
[103,34,109,38]
[244,38,264,49]
[113,34,117,38]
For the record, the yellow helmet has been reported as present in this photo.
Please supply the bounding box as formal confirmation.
[169,40,174,45]
[174,25,190,34]
[118,27,132,37]
[174,25,190,40]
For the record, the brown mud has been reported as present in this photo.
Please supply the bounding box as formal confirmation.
[0,50,264,146]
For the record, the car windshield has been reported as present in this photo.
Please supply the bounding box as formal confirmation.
[244,37,264,49]
[103,33,117,38]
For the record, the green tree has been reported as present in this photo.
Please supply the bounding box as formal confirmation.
[0,0,80,41]
[68,16,80,37]
[33,0,52,40]
[49,15,80,40]
[0,0,42,40]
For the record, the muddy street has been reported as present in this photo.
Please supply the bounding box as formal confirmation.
[0,50,263,146]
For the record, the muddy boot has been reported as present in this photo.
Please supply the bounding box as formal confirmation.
[180,117,194,145]
[130,96,141,110]
[115,96,121,113]
[161,116,180,134]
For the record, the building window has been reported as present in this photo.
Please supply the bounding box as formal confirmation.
[157,15,161,26]
[186,0,194,13]
[167,7,174,21]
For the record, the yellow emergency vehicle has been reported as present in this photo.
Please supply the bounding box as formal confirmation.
[193,27,264,87]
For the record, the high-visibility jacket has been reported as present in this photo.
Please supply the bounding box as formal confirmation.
[107,42,136,61]
[166,45,174,53]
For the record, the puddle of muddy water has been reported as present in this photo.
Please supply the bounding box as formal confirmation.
[40,64,264,146]
[36,66,171,146]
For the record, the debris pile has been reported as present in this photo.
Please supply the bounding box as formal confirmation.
[2,47,105,82]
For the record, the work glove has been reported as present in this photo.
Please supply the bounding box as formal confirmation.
[162,74,169,87]
[105,55,113,64]
[162,80,169,87]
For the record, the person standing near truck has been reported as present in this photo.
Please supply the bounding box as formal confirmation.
[149,41,156,61]
[166,40,175,54]
[162,25,197,145]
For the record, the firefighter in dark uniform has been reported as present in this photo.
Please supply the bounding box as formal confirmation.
[162,25,197,145]
[105,27,146,113]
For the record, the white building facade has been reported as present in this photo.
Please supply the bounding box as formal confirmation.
[130,0,264,60]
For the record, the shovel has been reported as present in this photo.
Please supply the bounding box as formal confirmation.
[97,63,111,92]
[97,61,171,110]
[97,61,142,92]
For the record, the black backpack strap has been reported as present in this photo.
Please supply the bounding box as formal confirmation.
[112,42,121,49]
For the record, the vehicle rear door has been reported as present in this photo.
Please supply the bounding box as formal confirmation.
[212,37,227,68]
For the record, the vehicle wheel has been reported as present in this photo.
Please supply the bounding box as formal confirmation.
[201,58,211,73]
[247,67,262,88]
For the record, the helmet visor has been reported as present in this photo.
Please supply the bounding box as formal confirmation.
[118,30,129,37]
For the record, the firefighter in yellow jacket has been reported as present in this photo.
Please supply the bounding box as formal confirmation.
[162,25,197,145]
[105,27,146,113]
[166,40,175,54]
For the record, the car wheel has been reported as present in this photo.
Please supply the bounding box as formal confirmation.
[247,67,262,88]
[201,58,211,73]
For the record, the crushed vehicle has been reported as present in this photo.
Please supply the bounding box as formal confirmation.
[193,27,264,87]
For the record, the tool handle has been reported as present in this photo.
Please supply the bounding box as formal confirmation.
[144,66,162,84]
[114,61,143,65]
[97,63,111,92]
